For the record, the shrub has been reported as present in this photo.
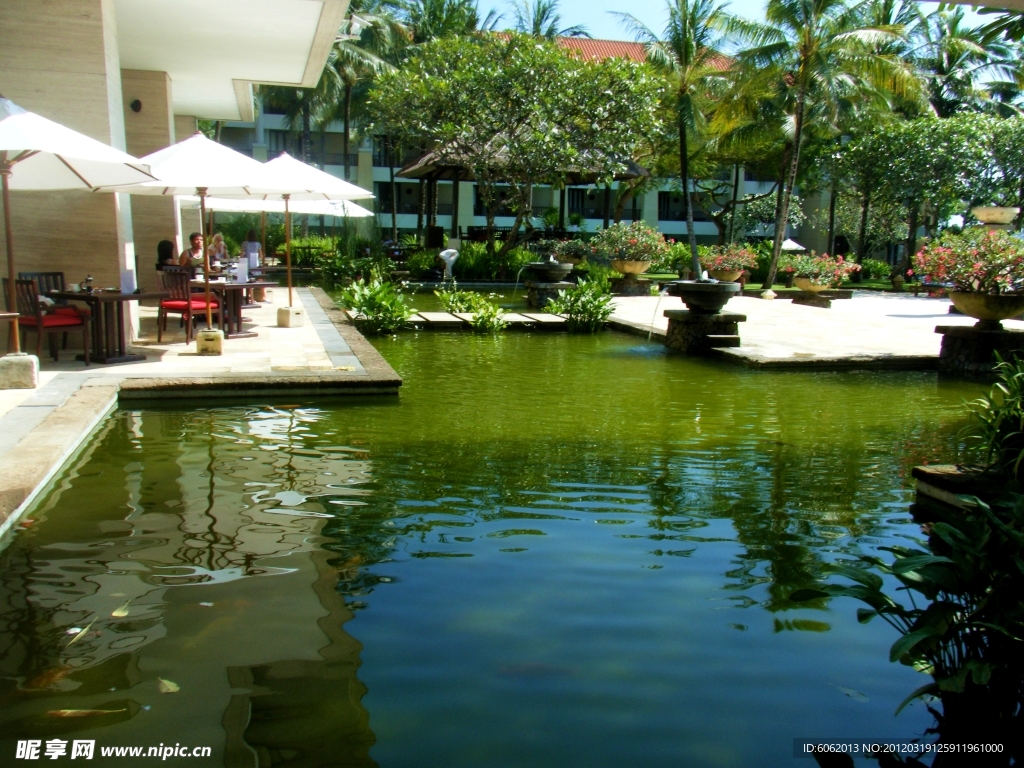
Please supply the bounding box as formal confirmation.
[468,300,508,332]
[915,229,1024,294]
[861,258,893,280]
[434,283,508,331]
[451,242,534,281]
[546,279,613,332]
[698,243,758,272]
[571,262,614,292]
[791,252,860,287]
[537,238,591,264]
[963,354,1024,479]
[338,278,414,334]
[589,221,669,262]
[407,248,440,278]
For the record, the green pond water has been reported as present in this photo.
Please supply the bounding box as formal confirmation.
[0,329,985,767]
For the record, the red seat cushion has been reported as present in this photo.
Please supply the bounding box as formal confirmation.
[53,306,90,317]
[20,314,85,328]
[160,299,219,310]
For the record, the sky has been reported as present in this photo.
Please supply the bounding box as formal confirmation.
[515,0,988,41]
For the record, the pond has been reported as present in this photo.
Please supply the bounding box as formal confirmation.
[0,330,981,767]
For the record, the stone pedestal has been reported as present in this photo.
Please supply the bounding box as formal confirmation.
[610,277,652,296]
[278,306,306,327]
[525,281,571,309]
[936,324,1024,377]
[664,310,747,353]
[0,353,40,389]
[791,292,832,309]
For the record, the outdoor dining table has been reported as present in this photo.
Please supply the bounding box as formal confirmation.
[190,280,278,339]
[51,289,169,364]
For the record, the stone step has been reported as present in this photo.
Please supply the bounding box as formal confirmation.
[706,334,741,348]
[416,311,465,328]
[520,313,567,327]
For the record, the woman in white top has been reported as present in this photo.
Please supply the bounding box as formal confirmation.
[207,233,227,272]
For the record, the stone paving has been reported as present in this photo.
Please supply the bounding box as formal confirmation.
[610,290,1024,368]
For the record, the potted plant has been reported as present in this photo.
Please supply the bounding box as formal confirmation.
[791,252,860,293]
[698,244,758,282]
[590,221,669,277]
[914,229,1024,328]
[544,238,591,266]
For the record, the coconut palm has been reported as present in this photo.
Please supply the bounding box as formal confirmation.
[617,0,737,278]
[392,0,502,43]
[511,0,588,40]
[727,0,923,289]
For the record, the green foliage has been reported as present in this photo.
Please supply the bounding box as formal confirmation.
[698,243,758,272]
[338,278,414,334]
[537,238,591,264]
[451,242,533,281]
[571,262,614,292]
[434,283,508,331]
[962,354,1024,479]
[789,252,860,287]
[546,279,613,332]
[726,194,805,241]
[589,221,670,262]
[861,258,894,280]
[791,490,1024,744]
[914,229,1024,294]
[406,248,440,278]
[539,207,560,229]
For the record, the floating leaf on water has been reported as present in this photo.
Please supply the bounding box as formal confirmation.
[111,600,132,617]
[791,619,831,633]
[158,678,180,694]
[66,627,82,635]
[199,602,214,607]
[66,617,97,647]
[836,686,869,703]
[24,667,70,690]
[730,624,748,632]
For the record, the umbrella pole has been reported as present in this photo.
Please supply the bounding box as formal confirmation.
[199,188,213,330]
[1,160,21,354]
[261,211,266,266]
[284,194,293,307]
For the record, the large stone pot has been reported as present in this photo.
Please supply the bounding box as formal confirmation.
[611,259,652,276]
[794,277,829,293]
[527,261,573,282]
[971,206,1020,225]
[709,269,743,282]
[948,291,1024,328]
[667,280,741,313]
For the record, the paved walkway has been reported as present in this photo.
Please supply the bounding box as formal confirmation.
[0,286,399,531]
[610,290,1024,368]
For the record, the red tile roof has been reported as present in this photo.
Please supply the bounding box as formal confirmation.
[556,38,648,62]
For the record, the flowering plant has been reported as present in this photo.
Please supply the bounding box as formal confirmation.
[698,244,758,272]
[914,229,1024,295]
[589,221,669,262]
[538,238,591,264]
[791,252,860,287]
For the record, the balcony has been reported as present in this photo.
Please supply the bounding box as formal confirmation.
[658,208,712,222]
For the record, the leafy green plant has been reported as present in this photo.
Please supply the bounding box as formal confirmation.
[546,279,613,332]
[589,221,670,262]
[571,262,614,293]
[567,211,586,230]
[338,278,414,334]
[540,207,560,230]
[790,252,861,287]
[791,491,1024,752]
[915,229,1024,294]
[434,283,508,331]
[861,258,894,280]
[962,354,1024,480]
[538,238,592,264]
[407,248,440,278]
[451,242,533,281]
[467,299,508,332]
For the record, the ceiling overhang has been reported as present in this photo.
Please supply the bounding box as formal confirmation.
[114,0,348,121]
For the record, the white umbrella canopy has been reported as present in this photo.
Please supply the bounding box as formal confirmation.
[781,239,807,252]
[179,196,373,217]
[256,153,374,201]
[0,96,155,356]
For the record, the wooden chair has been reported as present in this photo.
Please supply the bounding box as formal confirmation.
[18,271,91,349]
[3,278,90,364]
[157,271,219,343]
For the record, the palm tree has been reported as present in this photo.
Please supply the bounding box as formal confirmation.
[617,0,737,278]
[392,0,502,44]
[512,0,588,40]
[728,0,922,289]
[912,6,1021,117]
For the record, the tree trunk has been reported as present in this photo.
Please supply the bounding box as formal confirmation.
[602,184,611,229]
[853,189,870,283]
[727,164,741,244]
[680,116,700,277]
[613,183,636,224]
[302,103,311,164]
[430,179,438,226]
[388,137,398,243]
[343,85,352,181]
[763,92,807,290]
[902,200,919,276]
[827,184,837,255]
[451,178,460,239]
[558,187,566,230]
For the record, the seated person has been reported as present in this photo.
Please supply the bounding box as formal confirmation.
[179,232,205,268]
[156,239,176,270]
[240,228,263,269]
[207,233,227,273]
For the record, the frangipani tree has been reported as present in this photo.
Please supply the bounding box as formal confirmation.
[368,33,659,254]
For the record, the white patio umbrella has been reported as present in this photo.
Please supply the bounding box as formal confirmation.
[0,96,154,355]
[178,196,373,217]
[781,239,806,252]
[100,132,272,330]
[252,153,374,307]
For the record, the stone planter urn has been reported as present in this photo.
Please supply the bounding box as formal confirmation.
[611,259,652,276]
[667,280,741,313]
[526,261,574,282]
[794,278,829,293]
[971,206,1020,225]
[948,291,1024,329]
[708,269,743,282]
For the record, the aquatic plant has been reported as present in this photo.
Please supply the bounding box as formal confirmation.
[546,280,613,332]
[435,283,508,332]
[339,278,414,334]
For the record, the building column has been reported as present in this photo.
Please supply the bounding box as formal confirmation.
[122,70,181,294]
[0,0,136,350]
